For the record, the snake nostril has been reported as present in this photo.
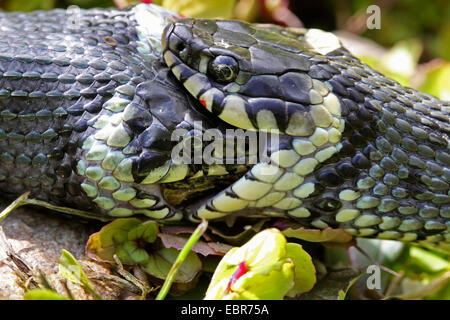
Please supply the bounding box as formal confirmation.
[168,32,187,55]
[175,41,186,52]
[168,35,190,62]
[177,43,186,54]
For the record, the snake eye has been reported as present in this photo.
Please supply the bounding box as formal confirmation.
[208,55,239,83]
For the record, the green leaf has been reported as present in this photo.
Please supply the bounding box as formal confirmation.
[156,220,208,299]
[205,228,316,300]
[117,240,150,265]
[116,220,160,264]
[285,243,316,297]
[87,218,202,294]
[143,247,202,284]
[337,273,365,300]
[392,271,450,300]
[24,289,68,300]
[230,260,295,300]
[418,61,450,100]
[428,276,450,300]
[128,221,159,243]
[86,218,149,263]
[224,228,287,268]
[161,0,237,19]
[59,249,101,300]
[408,246,450,273]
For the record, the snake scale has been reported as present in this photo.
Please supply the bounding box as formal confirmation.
[0,4,449,248]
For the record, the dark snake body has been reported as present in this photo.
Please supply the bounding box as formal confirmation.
[0,4,449,247]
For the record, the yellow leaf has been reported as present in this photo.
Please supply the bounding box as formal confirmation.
[285,243,316,297]
[162,0,237,18]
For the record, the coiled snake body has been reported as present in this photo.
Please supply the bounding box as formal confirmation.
[0,4,449,247]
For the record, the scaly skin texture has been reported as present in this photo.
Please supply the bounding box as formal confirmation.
[162,18,450,246]
[0,5,251,221]
[0,4,449,247]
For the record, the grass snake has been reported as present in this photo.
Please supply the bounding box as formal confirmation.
[0,4,448,248]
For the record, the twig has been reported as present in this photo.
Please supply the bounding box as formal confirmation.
[155,219,208,300]
[384,270,405,298]
[354,244,401,277]
[89,273,142,295]
[0,226,39,289]
[113,254,152,299]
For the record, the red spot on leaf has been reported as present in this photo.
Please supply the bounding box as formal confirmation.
[141,0,152,3]
[226,262,248,293]
[200,98,207,108]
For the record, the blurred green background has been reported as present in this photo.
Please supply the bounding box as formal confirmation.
[0,0,448,100]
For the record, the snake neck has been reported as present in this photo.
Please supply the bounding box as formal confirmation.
[280,42,450,242]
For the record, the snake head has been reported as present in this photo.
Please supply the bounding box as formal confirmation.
[162,18,343,136]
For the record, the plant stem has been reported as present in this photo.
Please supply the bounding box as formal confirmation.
[155,219,208,300]
[0,192,30,223]
[23,198,112,221]
[0,191,112,222]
